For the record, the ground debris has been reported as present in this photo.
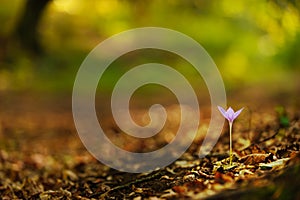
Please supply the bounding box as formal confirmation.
[0,105,299,199]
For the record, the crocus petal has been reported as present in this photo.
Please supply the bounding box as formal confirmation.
[218,106,228,119]
[233,107,244,119]
[227,107,235,122]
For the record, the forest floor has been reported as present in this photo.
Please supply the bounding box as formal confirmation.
[0,89,299,200]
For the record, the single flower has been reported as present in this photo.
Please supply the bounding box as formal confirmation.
[218,106,243,123]
[218,106,244,166]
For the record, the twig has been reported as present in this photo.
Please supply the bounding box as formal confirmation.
[198,170,215,179]
[256,130,279,144]
[90,170,166,199]
[243,128,280,150]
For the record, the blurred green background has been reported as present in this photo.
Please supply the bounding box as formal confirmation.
[0,0,299,102]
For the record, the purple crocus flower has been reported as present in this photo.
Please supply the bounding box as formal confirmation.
[218,106,244,166]
[218,106,244,124]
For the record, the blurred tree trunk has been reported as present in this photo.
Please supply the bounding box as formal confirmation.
[14,0,51,54]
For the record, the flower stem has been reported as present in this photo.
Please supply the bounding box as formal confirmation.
[229,122,233,166]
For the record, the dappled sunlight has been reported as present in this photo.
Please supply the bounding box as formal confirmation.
[53,0,80,14]
[222,51,248,79]
[0,0,299,92]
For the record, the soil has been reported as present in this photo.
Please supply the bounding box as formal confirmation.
[0,91,299,199]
